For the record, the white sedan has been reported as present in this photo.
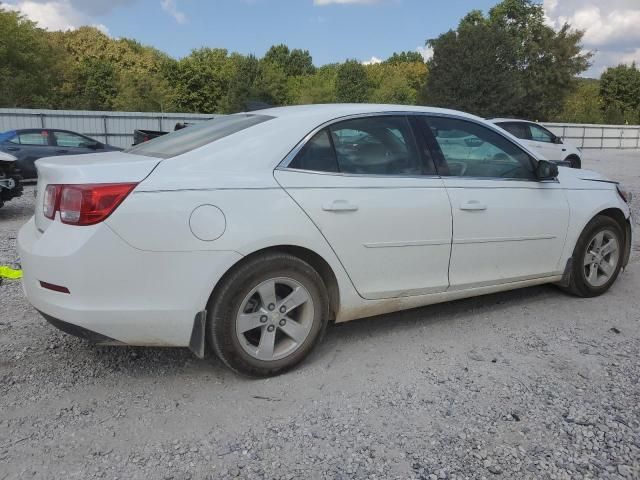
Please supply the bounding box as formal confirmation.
[18,105,633,377]
[490,118,583,168]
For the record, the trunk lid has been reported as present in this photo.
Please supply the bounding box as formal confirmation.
[35,152,161,232]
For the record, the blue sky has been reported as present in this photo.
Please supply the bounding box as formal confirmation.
[3,0,640,77]
[103,0,498,65]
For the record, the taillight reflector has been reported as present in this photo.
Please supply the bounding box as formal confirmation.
[43,183,137,226]
[39,281,70,294]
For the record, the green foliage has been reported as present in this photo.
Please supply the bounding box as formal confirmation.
[553,79,603,124]
[1,4,635,124]
[0,9,62,107]
[384,51,424,64]
[424,0,591,120]
[600,64,640,124]
[335,60,369,103]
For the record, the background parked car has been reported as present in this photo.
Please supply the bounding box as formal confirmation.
[0,150,23,209]
[490,119,582,168]
[0,129,122,179]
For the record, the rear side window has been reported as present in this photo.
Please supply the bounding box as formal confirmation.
[289,116,424,176]
[289,130,339,172]
[17,131,49,145]
[497,122,530,140]
[126,114,273,159]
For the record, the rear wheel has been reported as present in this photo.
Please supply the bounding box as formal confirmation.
[207,253,329,377]
[565,215,624,297]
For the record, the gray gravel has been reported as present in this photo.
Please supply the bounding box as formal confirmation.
[1,151,639,479]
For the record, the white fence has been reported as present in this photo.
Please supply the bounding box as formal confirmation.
[541,123,640,149]
[0,108,216,148]
[0,108,639,150]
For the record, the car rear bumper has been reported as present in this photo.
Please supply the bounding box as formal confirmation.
[18,217,242,346]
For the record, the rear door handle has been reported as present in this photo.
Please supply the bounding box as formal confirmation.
[460,200,487,211]
[323,200,359,212]
[55,149,68,154]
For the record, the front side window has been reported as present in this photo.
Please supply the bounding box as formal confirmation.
[528,124,555,143]
[426,116,535,180]
[126,114,273,159]
[53,131,94,148]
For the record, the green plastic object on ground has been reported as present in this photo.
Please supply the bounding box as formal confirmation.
[0,266,23,279]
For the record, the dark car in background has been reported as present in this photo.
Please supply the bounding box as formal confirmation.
[0,129,122,179]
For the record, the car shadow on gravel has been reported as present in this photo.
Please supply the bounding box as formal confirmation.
[43,283,560,382]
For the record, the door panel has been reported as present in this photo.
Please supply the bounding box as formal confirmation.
[443,178,569,288]
[276,170,452,300]
[420,115,570,289]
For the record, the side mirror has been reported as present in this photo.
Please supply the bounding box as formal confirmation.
[553,136,563,145]
[82,141,102,150]
[536,159,559,180]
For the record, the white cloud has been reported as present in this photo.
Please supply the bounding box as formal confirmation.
[314,0,382,5]
[160,0,187,23]
[543,0,640,77]
[362,56,382,65]
[416,45,433,62]
[1,0,133,31]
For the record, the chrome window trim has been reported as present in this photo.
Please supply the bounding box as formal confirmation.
[276,111,545,182]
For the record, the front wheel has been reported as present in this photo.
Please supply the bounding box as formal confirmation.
[565,215,624,297]
[566,155,581,169]
[207,253,329,377]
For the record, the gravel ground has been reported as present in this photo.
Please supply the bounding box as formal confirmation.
[1,150,639,480]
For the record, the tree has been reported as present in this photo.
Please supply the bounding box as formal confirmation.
[553,79,603,124]
[168,48,233,113]
[366,61,427,104]
[287,65,338,105]
[423,0,591,120]
[263,44,315,77]
[335,60,369,103]
[600,64,640,124]
[384,51,424,65]
[0,8,63,107]
[424,13,520,117]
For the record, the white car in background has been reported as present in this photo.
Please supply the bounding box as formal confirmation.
[490,118,582,169]
[18,104,632,377]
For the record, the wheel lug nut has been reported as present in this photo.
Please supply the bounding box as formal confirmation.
[279,319,286,326]
[260,315,268,323]
[268,303,275,311]
[279,306,287,313]
[267,325,275,332]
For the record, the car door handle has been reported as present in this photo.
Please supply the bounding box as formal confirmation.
[322,200,359,212]
[5,146,19,151]
[55,149,68,154]
[460,200,487,211]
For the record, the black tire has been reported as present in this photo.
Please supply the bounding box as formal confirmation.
[207,252,329,377]
[565,215,624,297]
[566,155,581,169]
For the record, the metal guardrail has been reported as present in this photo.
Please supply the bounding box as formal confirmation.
[542,123,640,149]
[0,108,215,148]
[0,109,638,150]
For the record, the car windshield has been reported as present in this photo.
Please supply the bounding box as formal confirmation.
[125,114,273,159]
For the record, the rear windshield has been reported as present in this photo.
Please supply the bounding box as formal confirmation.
[0,131,16,143]
[125,114,273,159]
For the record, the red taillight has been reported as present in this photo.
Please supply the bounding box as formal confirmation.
[43,183,137,226]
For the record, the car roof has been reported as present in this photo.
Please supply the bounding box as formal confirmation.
[489,118,534,124]
[257,103,485,124]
